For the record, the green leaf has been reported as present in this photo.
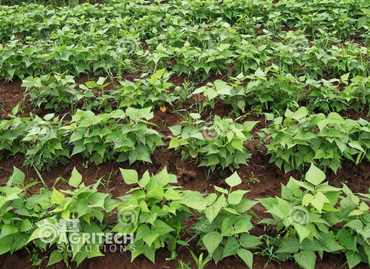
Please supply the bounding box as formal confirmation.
[12,103,20,115]
[152,219,174,236]
[294,251,316,269]
[120,169,138,185]
[136,225,151,241]
[255,68,265,78]
[69,167,82,188]
[139,171,150,188]
[214,186,228,195]
[295,225,311,243]
[346,251,362,269]
[240,234,261,249]
[205,195,226,223]
[0,225,18,240]
[164,189,181,200]
[225,172,242,187]
[202,232,223,255]
[349,141,365,153]
[237,248,253,268]
[222,237,239,259]
[168,125,182,136]
[155,167,170,187]
[88,193,109,208]
[221,217,234,236]
[0,245,11,255]
[47,250,63,266]
[228,190,248,205]
[20,219,33,232]
[311,192,330,213]
[305,164,325,186]
[8,167,25,186]
[291,107,308,120]
[147,185,164,199]
[234,199,258,213]
[340,73,350,81]
[143,233,159,247]
[169,138,181,149]
[276,236,299,253]
[231,139,244,152]
[51,188,65,205]
[179,191,207,210]
[143,244,155,264]
[344,219,363,232]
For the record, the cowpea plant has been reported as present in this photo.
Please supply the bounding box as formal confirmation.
[116,68,178,109]
[190,172,260,268]
[61,107,164,165]
[0,167,120,268]
[0,111,70,172]
[114,167,192,264]
[258,164,344,269]
[28,168,121,267]
[22,74,80,113]
[259,164,370,269]
[263,107,370,173]
[169,114,258,172]
[0,107,164,169]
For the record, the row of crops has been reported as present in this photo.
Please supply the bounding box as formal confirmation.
[1,0,370,268]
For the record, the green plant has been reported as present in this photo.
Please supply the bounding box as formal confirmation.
[116,69,177,109]
[29,249,46,268]
[256,131,267,150]
[258,164,343,269]
[22,74,80,113]
[258,235,281,269]
[248,172,260,185]
[257,163,370,268]
[61,107,164,165]
[113,167,192,264]
[0,112,70,172]
[177,260,191,269]
[191,172,260,267]
[173,80,195,108]
[169,114,258,172]
[190,251,211,269]
[27,168,121,267]
[263,107,370,173]
[335,185,370,268]
[0,167,121,267]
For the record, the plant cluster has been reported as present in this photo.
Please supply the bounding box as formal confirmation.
[259,164,370,269]
[22,69,175,113]
[0,0,369,81]
[2,165,370,269]
[168,113,258,172]
[263,107,370,173]
[0,107,163,170]
[0,167,120,267]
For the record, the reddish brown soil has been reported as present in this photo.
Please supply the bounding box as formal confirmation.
[0,78,369,269]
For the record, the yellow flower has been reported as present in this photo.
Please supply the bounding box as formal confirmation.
[160,106,167,112]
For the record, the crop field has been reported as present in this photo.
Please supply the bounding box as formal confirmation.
[1,0,370,268]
